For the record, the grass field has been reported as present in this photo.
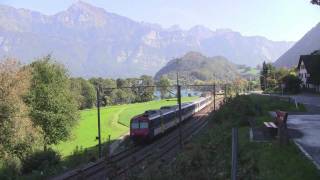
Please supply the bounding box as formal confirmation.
[54,97,198,156]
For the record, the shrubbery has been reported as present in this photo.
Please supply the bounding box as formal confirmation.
[214,95,257,126]
[66,146,97,166]
[0,156,22,180]
[282,74,301,94]
[22,149,61,174]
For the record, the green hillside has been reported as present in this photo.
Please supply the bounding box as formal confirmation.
[154,52,241,83]
[54,97,197,156]
[237,64,260,77]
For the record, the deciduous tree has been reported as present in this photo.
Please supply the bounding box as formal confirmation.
[282,74,302,93]
[26,56,79,150]
[133,75,155,102]
[89,78,116,106]
[311,0,320,6]
[70,78,96,109]
[157,76,171,99]
[0,59,40,161]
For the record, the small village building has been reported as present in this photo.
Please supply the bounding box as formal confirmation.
[297,55,320,92]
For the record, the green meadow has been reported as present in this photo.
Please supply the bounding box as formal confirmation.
[54,97,198,156]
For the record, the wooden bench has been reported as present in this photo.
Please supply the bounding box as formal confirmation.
[264,121,278,129]
[264,110,289,144]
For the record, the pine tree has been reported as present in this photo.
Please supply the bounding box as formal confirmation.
[260,61,268,90]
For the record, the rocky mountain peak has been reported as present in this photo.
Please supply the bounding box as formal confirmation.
[214,28,241,36]
[189,25,211,32]
[167,24,182,32]
[56,1,107,27]
[188,25,213,38]
[68,1,100,13]
[182,51,207,60]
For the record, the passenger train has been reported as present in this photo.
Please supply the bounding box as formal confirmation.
[130,96,212,142]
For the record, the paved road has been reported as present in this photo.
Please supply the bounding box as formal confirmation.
[288,93,320,113]
[288,115,320,169]
[284,93,320,169]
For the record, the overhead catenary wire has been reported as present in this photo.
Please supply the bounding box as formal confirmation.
[96,84,226,90]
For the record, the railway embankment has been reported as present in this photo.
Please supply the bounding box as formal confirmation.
[140,95,320,180]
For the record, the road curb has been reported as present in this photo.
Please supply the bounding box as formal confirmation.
[293,140,320,171]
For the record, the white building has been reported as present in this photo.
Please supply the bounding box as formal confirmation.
[297,55,320,92]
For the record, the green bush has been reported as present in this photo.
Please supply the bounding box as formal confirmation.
[65,146,97,166]
[214,95,257,126]
[22,149,60,174]
[282,74,301,94]
[0,156,22,180]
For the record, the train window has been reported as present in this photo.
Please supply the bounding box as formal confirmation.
[131,122,139,129]
[140,122,148,129]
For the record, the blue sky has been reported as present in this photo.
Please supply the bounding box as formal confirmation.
[1,0,319,41]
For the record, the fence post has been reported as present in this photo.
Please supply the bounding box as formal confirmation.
[231,127,238,180]
[294,98,298,110]
[108,134,111,158]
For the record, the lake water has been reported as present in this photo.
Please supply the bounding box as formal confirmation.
[153,89,202,100]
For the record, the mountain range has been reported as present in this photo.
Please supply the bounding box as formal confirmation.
[274,23,320,68]
[0,1,294,78]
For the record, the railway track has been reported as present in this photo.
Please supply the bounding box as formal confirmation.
[52,97,224,180]
[114,98,223,179]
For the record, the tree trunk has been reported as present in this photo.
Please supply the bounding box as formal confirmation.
[44,136,47,151]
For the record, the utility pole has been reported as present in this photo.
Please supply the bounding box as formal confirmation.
[177,85,183,149]
[212,73,216,111]
[176,58,183,149]
[224,84,227,103]
[176,58,180,86]
[96,86,102,158]
[213,84,216,111]
[249,76,252,93]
